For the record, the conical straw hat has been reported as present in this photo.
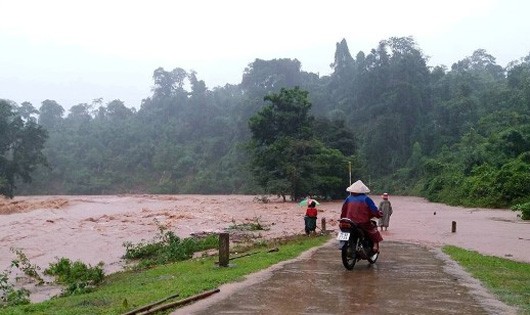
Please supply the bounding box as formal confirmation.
[346,180,370,193]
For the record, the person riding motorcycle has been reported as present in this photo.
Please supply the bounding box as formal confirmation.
[340,180,383,253]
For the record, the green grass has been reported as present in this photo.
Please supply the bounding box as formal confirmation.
[2,234,330,315]
[443,245,530,314]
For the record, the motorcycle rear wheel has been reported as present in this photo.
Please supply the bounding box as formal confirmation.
[363,238,379,264]
[341,239,357,270]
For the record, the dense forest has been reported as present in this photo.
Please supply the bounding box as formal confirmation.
[2,36,530,211]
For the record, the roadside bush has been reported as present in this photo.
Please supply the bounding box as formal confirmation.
[44,258,104,296]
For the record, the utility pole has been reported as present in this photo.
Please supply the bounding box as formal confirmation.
[348,161,352,185]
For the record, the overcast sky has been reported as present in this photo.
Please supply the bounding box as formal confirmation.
[1,0,529,111]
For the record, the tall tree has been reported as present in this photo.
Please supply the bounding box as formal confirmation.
[241,58,303,94]
[328,39,355,116]
[0,100,48,198]
[38,99,64,131]
[248,87,313,200]
[248,87,350,200]
[17,102,39,122]
[151,67,187,98]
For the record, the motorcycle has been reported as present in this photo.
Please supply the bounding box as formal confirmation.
[337,218,379,270]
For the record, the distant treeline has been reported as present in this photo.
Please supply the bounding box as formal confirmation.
[7,36,530,208]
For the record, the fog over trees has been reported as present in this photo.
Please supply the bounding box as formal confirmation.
[2,36,530,209]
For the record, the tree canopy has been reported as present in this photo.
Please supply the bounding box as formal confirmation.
[0,100,48,198]
[248,87,350,200]
[3,36,529,211]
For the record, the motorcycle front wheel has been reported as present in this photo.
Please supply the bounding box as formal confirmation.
[341,238,358,270]
[368,251,379,264]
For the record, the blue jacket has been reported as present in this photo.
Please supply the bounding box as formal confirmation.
[340,194,379,223]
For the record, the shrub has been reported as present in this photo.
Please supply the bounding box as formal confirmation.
[44,258,104,296]
[0,270,30,307]
[512,202,530,220]
[123,226,219,268]
[10,248,44,285]
[1,248,44,306]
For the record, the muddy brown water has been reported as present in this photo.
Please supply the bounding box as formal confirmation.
[1,194,529,304]
[174,240,517,315]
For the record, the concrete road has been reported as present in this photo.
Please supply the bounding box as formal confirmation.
[173,240,517,315]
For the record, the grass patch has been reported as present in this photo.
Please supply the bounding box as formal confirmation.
[2,234,330,315]
[443,245,530,314]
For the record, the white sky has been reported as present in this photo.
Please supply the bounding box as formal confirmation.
[1,0,529,110]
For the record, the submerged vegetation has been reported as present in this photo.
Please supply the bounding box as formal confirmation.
[123,225,219,269]
[227,216,268,232]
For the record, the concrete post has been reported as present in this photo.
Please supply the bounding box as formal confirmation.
[321,217,326,232]
[219,233,229,267]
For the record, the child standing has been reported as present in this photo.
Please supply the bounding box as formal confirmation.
[304,200,318,235]
[379,193,393,231]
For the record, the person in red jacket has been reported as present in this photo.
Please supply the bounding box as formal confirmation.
[340,180,383,253]
[304,200,318,235]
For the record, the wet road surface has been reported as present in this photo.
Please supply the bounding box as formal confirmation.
[174,240,516,315]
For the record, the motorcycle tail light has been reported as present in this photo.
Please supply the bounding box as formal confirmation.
[339,221,352,229]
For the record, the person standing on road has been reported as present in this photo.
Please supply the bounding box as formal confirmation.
[340,180,383,253]
[379,193,393,231]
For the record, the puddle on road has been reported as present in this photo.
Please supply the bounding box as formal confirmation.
[175,241,516,315]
